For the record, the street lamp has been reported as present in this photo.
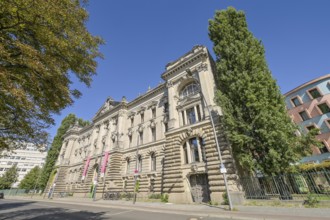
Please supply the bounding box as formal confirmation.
[133,134,140,204]
[186,69,233,210]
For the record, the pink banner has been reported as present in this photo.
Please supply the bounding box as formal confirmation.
[100,151,110,177]
[81,156,91,180]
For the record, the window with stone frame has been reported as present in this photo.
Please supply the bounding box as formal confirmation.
[291,97,302,107]
[131,117,134,127]
[182,137,205,164]
[164,122,168,132]
[150,152,156,171]
[152,108,156,119]
[299,110,309,121]
[306,125,316,132]
[141,113,144,123]
[151,127,156,142]
[318,103,330,114]
[129,135,132,147]
[126,158,130,174]
[320,143,329,154]
[181,104,202,126]
[139,131,143,145]
[308,88,322,99]
[138,155,142,172]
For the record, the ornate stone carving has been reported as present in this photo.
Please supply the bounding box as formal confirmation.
[138,124,144,133]
[149,119,156,128]
[166,81,173,88]
[127,128,133,136]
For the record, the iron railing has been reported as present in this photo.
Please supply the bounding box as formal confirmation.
[241,170,330,201]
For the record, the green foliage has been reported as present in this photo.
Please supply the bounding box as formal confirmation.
[148,193,162,199]
[19,166,41,190]
[161,193,169,203]
[208,7,316,175]
[0,0,103,151]
[0,165,18,189]
[304,193,319,208]
[134,180,140,193]
[297,161,330,172]
[39,114,89,190]
[221,192,229,205]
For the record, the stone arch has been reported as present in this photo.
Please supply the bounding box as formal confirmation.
[178,127,207,145]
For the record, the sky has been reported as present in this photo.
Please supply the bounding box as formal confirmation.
[48,0,330,140]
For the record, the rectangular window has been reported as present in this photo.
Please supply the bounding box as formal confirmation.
[320,144,329,154]
[183,143,188,164]
[308,88,321,99]
[299,111,309,121]
[141,113,144,123]
[164,122,168,132]
[196,105,202,121]
[152,108,156,119]
[306,125,316,131]
[129,135,132,147]
[186,107,196,125]
[291,97,302,107]
[318,103,330,114]
[181,111,186,125]
[189,138,200,162]
[151,127,156,142]
[131,117,134,127]
[139,132,143,145]
[164,103,169,113]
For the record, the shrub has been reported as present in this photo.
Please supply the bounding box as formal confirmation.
[304,194,319,208]
[161,194,169,203]
[222,192,229,205]
[148,194,161,199]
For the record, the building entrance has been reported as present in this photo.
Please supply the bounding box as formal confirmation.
[189,174,210,203]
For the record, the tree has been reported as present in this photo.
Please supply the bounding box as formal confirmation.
[19,166,41,190]
[209,7,315,175]
[0,165,18,189]
[0,0,103,151]
[39,114,89,190]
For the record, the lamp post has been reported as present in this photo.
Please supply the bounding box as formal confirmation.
[133,134,140,204]
[186,69,233,210]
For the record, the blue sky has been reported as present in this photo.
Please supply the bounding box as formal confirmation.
[48,0,330,140]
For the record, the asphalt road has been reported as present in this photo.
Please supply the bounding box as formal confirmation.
[0,199,233,220]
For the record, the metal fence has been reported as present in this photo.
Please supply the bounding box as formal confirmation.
[241,170,330,201]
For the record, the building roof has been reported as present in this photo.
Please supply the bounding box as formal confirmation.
[284,74,330,97]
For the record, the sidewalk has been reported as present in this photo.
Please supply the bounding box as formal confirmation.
[6,195,330,220]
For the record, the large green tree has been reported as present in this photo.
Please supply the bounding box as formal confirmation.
[0,0,103,151]
[0,165,18,189]
[19,166,41,190]
[209,7,314,175]
[39,114,89,190]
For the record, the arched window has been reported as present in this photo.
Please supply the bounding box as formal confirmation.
[180,83,199,99]
[138,155,142,172]
[150,152,156,171]
[182,137,205,164]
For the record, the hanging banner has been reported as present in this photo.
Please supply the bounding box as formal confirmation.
[100,151,110,178]
[81,156,91,180]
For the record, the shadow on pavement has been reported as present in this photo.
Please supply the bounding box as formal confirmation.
[0,207,107,220]
[0,201,35,211]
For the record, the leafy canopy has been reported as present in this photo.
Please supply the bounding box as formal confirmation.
[209,7,316,175]
[19,166,41,190]
[0,0,103,151]
[0,165,18,189]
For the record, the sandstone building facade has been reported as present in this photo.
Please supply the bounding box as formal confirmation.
[52,46,240,203]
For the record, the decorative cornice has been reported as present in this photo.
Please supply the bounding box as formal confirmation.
[161,46,209,80]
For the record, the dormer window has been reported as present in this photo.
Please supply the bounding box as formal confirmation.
[180,83,199,99]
